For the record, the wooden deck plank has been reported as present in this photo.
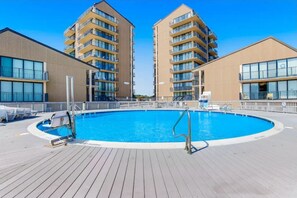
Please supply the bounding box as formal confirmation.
[4,146,85,198]
[150,150,169,198]
[85,148,118,197]
[108,149,130,198]
[161,150,192,198]
[155,149,181,198]
[0,148,65,186]
[166,149,204,197]
[173,149,215,197]
[132,149,144,198]
[61,147,107,198]
[121,149,137,198]
[97,149,125,197]
[143,149,157,198]
[72,148,112,198]
[27,147,95,198]
[0,147,74,197]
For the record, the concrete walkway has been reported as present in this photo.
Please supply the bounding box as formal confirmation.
[0,111,297,197]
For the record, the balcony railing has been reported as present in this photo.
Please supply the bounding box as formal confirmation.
[0,67,49,81]
[78,6,118,24]
[173,77,192,82]
[79,52,118,62]
[209,48,217,54]
[241,91,297,100]
[240,67,297,81]
[78,40,117,52]
[209,40,218,48]
[174,86,192,91]
[78,18,117,33]
[171,42,207,54]
[171,21,206,35]
[171,32,206,45]
[78,29,117,43]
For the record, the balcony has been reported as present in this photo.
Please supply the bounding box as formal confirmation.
[173,86,192,91]
[170,43,206,56]
[170,11,206,29]
[64,35,75,45]
[78,41,118,55]
[208,31,217,39]
[79,52,118,64]
[170,32,206,47]
[78,18,118,35]
[241,91,297,100]
[64,26,75,37]
[64,45,75,54]
[208,48,218,56]
[240,67,297,82]
[77,6,118,26]
[172,77,192,83]
[0,67,49,81]
[170,21,206,37]
[209,40,218,48]
[171,53,206,65]
[78,29,118,45]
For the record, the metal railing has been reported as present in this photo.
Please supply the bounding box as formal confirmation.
[172,108,192,154]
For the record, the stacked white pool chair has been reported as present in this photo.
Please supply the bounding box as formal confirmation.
[0,105,37,121]
[0,109,8,122]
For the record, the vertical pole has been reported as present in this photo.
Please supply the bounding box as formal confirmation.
[66,76,70,111]
[89,70,92,102]
[70,76,76,138]
[187,111,192,154]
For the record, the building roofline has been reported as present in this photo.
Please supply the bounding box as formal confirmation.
[193,36,297,71]
[94,0,135,27]
[0,27,99,71]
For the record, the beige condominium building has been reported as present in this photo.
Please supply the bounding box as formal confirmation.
[153,4,218,100]
[0,28,98,103]
[192,37,297,101]
[64,0,135,101]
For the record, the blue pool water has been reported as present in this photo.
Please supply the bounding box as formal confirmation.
[39,110,274,143]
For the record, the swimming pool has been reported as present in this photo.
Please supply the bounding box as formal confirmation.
[38,110,274,143]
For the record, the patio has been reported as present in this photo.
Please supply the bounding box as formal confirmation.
[0,110,297,197]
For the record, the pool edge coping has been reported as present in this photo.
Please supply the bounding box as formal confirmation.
[27,109,284,149]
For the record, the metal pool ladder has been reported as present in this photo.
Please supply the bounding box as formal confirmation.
[172,107,192,154]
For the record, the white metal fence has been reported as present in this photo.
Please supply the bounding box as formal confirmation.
[1,100,297,113]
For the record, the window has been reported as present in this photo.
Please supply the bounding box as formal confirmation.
[1,57,12,77]
[250,63,258,79]
[242,64,250,80]
[250,83,259,100]
[288,80,297,99]
[34,62,43,80]
[24,82,34,101]
[288,58,297,76]
[278,81,287,99]
[277,59,287,77]
[268,82,277,99]
[34,83,43,101]
[24,60,34,79]
[1,81,12,101]
[13,82,23,101]
[268,61,276,78]
[259,62,267,79]
[13,59,23,78]
[242,84,250,99]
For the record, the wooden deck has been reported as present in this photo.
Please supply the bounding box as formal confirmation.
[0,111,297,197]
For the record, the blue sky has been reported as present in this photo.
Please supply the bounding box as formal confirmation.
[0,0,296,96]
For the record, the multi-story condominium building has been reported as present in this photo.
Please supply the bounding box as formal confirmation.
[192,37,297,101]
[64,1,134,101]
[0,28,98,103]
[153,4,218,100]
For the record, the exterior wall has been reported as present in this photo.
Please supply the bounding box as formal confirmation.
[64,1,134,100]
[154,5,193,98]
[95,2,134,98]
[153,4,218,100]
[193,38,297,101]
[0,31,97,102]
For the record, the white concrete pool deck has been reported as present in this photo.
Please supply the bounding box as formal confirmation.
[0,110,297,197]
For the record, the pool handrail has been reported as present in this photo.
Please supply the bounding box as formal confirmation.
[172,107,192,154]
